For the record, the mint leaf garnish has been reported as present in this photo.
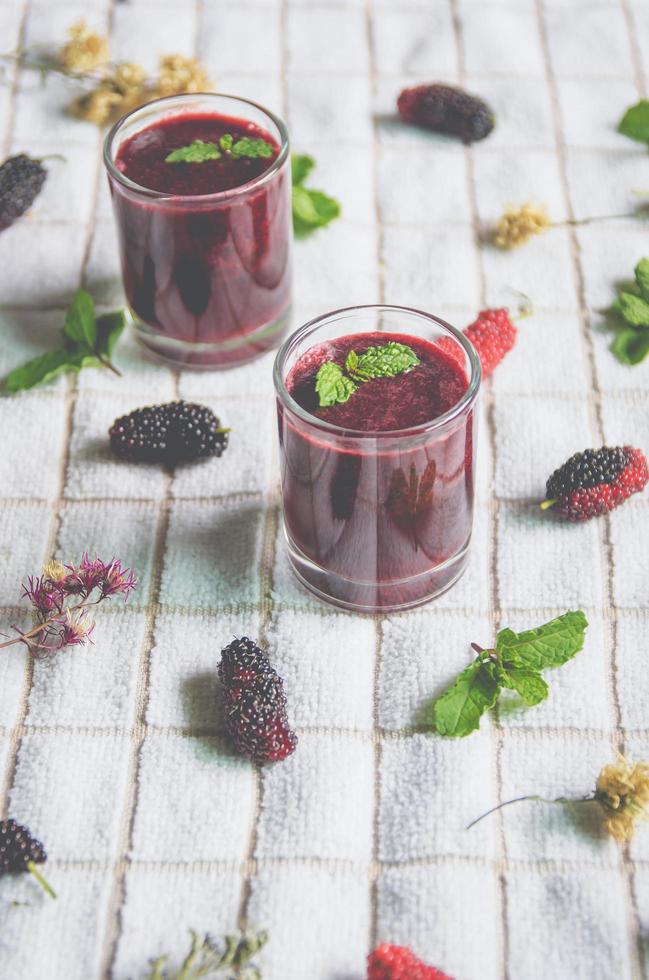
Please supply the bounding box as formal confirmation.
[635,257,649,300]
[291,153,340,238]
[611,327,649,365]
[619,100,649,143]
[291,153,315,186]
[165,140,221,164]
[5,350,75,392]
[314,342,420,408]
[315,361,357,408]
[219,133,233,152]
[231,137,274,159]
[433,661,500,738]
[495,610,588,671]
[63,288,97,348]
[499,666,549,707]
[345,341,420,381]
[4,290,125,392]
[428,611,588,737]
[614,292,649,327]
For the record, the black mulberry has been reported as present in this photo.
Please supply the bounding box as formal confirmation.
[397,84,495,143]
[0,819,56,898]
[109,400,229,465]
[0,155,48,231]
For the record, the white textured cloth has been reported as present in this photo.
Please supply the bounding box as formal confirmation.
[0,2,648,978]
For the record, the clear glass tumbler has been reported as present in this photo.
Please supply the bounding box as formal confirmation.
[104,93,292,369]
[273,306,481,613]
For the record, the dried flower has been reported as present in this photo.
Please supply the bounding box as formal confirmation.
[70,62,148,125]
[59,20,110,73]
[2,554,136,658]
[146,929,268,980]
[595,755,649,842]
[493,202,551,249]
[469,754,649,843]
[153,54,211,98]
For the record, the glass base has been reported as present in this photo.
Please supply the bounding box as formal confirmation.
[133,305,292,370]
[284,525,471,614]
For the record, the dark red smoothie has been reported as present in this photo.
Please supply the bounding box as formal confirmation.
[278,331,476,610]
[107,104,292,367]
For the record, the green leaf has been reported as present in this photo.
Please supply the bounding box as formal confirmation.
[291,153,315,186]
[346,341,420,381]
[433,661,500,737]
[615,291,649,327]
[95,310,127,358]
[219,133,233,152]
[496,610,588,671]
[231,137,274,159]
[611,326,649,365]
[165,140,221,164]
[292,185,341,237]
[63,288,97,350]
[4,349,78,392]
[500,665,549,706]
[619,100,649,143]
[315,361,357,408]
[635,258,649,301]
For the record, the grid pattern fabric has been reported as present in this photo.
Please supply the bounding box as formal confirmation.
[0,1,648,978]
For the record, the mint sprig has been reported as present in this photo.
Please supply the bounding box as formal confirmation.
[607,257,649,365]
[314,342,420,408]
[165,135,274,164]
[5,290,126,392]
[432,611,588,737]
[292,153,340,238]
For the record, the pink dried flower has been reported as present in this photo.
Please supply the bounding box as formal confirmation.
[58,609,96,647]
[22,576,64,618]
[98,558,137,599]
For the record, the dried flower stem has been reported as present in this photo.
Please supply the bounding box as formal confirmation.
[467,794,594,830]
[0,597,99,651]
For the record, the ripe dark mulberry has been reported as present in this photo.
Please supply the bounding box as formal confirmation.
[0,155,47,231]
[219,637,297,763]
[397,84,495,143]
[0,819,56,897]
[368,943,454,980]
[109,400,229,465]
[543,446,649,521]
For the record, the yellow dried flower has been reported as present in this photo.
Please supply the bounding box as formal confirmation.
[43,559,67,583]
[493,202,551,250]
[59,20,110,73]
[596,755,649,842]
[70,62,149,125]
[153,54,211,98]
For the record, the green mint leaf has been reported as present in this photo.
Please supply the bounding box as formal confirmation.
[499,665,549,706]
[635,258,649,301]
[95,310,127,359]
[291,153,315,186]
[292,185,341,238]
[165,140,221,164]
[4,349,78,392]
[315,361,357,408]
[619,100,649,143]
[346,341,420,381]
[63,288,97,350]
[433,661,500,737]
[231,137,274,159]
[219,133,233,152]
[611,326,649,365]
[615,291,649,327]
[496,610,588,671]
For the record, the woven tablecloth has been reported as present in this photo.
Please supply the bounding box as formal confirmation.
[0,1,648,977]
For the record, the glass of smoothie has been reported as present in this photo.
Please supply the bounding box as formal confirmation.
[104,93,292,368]
[274,306,481,613]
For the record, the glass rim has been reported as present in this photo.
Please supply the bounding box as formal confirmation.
[273,304,482,439]
[103,91,290,203]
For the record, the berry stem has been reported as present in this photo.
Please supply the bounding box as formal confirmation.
[27,861,57,899]
[539,498,557,511]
